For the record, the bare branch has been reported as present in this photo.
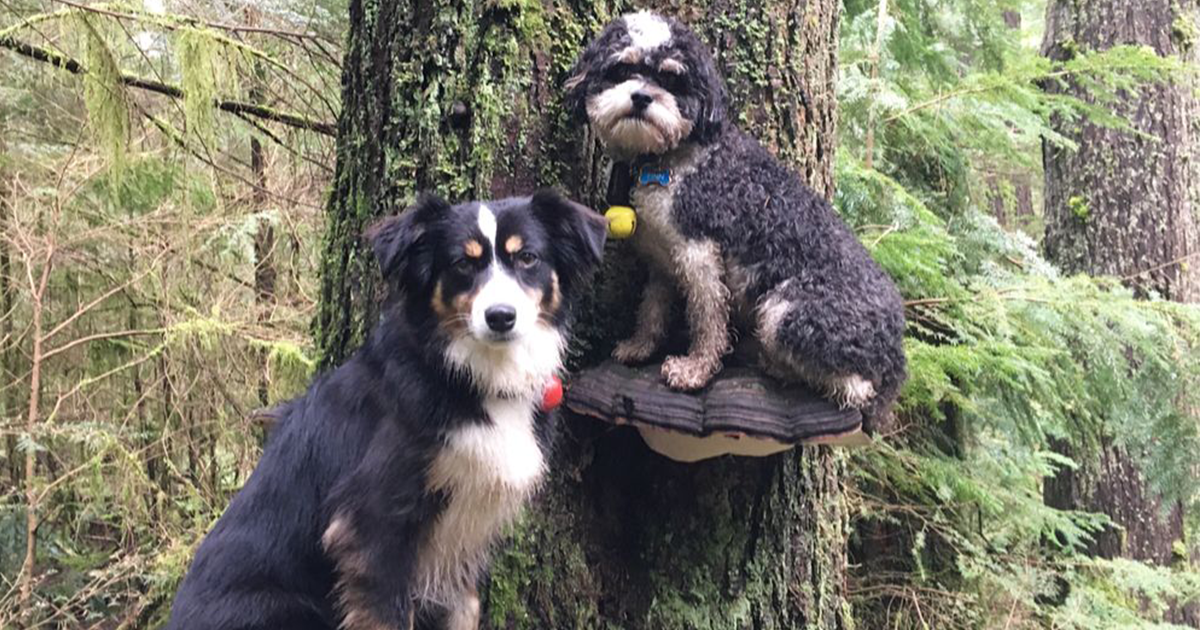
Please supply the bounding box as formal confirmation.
[0,35,337,135]
[48,0,342,49]
[39,260,162,344]
[40,327,166,363]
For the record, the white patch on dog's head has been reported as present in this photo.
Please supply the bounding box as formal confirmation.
[586,79,693,156]
[477,203,498,245]
[624,11,672,50]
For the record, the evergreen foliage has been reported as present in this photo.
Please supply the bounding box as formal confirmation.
[0,0,1197,627]
[839,0,1200,626]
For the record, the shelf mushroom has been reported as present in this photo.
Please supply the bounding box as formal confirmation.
[564,361,869,463]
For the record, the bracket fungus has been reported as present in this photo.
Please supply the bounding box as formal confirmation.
[564,362,868,462]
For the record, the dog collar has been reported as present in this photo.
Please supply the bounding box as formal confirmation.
[637,165,671,187]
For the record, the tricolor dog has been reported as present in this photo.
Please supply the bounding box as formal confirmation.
[567,11,907,429]
[165,191,606,630]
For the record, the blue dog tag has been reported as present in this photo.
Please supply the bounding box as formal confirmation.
[638,166,671,187]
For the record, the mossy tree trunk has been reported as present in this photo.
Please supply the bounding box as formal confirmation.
[315,1,851,628]
[1041,0,1199,621]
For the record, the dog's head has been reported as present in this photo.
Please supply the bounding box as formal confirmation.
[368,190,606,395]
[565,11,727,157]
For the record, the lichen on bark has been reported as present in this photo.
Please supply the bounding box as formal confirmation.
[1041,0,1200,303]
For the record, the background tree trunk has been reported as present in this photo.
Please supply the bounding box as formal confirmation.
[314,1,851,628]
[1041,0,1199,623]
[0,117,19,489]
[1042,0,1200,302]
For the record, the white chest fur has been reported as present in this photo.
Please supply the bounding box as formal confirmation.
[630,145,710,276]
[418,396,545,605]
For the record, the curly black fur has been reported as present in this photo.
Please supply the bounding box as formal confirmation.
[568,11,907,429]
[678,129,908,423]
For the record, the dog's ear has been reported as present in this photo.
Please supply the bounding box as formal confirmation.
[365,193,449,284]
[564,22,625,120]
[682,32,727,143]
[530,189,607,286]
[563,61,590,120]
[694,75,727,142]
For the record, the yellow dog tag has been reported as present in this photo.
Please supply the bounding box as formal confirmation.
[605,206,637,239]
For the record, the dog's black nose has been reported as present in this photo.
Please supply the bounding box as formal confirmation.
[630,91,653,111]
[485,305,517,333]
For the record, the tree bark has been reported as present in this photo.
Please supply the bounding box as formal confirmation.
[1042,0,1200,302]
[315,1,850,628]
[0,119,20,489]
[1041,0,1199,623]
[986,172,1034,229]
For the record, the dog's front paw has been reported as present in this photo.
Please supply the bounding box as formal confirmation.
[662,355,720,391]
[613,338,658,364]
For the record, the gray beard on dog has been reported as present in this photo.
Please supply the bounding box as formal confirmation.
[586,79,693,156]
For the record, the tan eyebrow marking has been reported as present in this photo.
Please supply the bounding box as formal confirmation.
[464,240,483,258]
[505,235,524,254]
[613,46,642,64]
[659,58,686,74]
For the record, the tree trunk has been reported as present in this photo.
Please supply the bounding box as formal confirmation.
[0,120,20,489]
[1042,0,1200,302]
[985,11,1033,232]
[986,172,1034,230]
[1041,0,1199,623]
[315,1,850,628]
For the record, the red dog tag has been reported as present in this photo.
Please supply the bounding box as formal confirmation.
[542,375,563,411]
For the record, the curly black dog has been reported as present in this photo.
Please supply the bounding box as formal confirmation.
[165,191,606,630]
[566,11,906,429]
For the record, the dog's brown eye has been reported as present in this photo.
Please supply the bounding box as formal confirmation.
[657,72,684,91]
[515,251,539,269]
[605,63,633,81]
[453,259,476,275]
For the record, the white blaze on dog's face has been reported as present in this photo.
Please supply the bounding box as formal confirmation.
[566,11,728,156]
[625,11,672,49]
